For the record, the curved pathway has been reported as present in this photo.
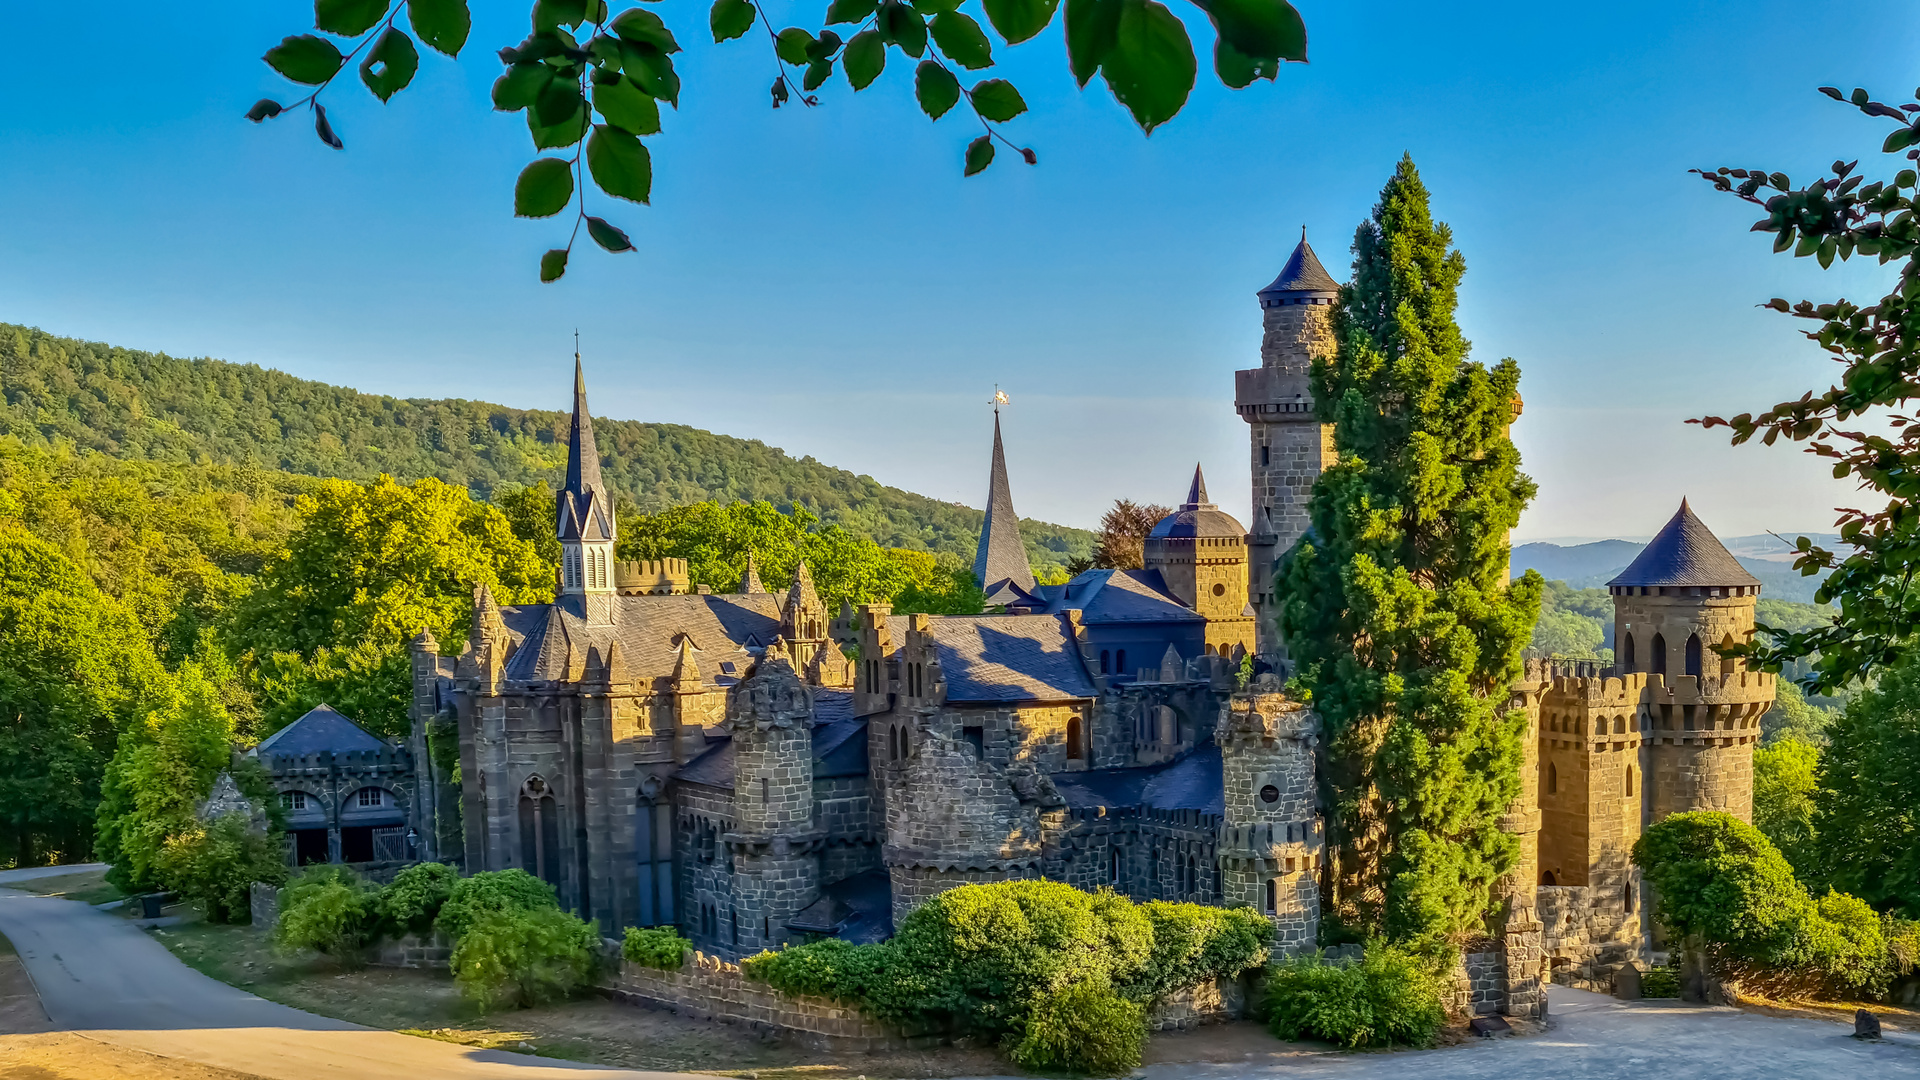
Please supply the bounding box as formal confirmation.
[0,868,698,1080]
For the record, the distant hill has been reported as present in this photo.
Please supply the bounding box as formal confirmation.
[0,324,1094,576]
[1512,535,1838,604]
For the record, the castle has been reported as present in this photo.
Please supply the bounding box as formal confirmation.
[402,237,1768,1014]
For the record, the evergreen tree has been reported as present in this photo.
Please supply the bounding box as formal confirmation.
[1280,156,1542,952]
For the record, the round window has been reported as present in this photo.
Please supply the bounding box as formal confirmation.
[1259,784,1280,804]
[1212,583,1226,596]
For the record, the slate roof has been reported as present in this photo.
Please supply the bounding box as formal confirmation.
[973,412,1036,595]
[1051,742,1224,816]
[501,592,782,685]
[1039,569,1201,626]
[925,614,1097,703]
[1607,499,1761,589]
[1147,465,1246,540]
[673,690,865,788]
[254,705,390,756]
[1257,237,1340,299]
[557,356,614,542]
[786,868,893,944]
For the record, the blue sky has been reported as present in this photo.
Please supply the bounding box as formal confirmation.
[2,1,1915,542]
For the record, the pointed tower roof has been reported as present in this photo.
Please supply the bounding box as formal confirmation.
[739,553,766,594]
[973,412,1036,594]
[1607,499,1761,589]
[786,560,823,613]
[1257,235,1340,303]
[556,354,615,544]
[1183,464,1213,509]
[1148,464,1245,539]
[672,635,702,688]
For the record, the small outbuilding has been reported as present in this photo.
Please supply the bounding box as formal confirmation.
[249,705,421,868]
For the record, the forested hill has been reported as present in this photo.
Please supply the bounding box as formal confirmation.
[0,324,1094,574]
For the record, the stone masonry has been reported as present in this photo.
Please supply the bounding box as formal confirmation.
[1217,674,1322,951]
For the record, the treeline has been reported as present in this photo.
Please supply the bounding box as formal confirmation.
[0,436,983,870]
[0,323,1094,578]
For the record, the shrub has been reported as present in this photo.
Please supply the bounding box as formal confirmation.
[1009,981,1146,1076]
[744,938,894,1006]
[450,906,599,1010]
[1263,945,1444,1049]
[375,862,458,938]
[1125,901,1271,1001]
[436,869,556,940]
[622,926,691,971]
[1798,890,1890,997]
[274,867,378,964]
[158,814,287,923]
[1632,811,1807,967]
[1639,966,1681,998]
[1887,916,1920,977]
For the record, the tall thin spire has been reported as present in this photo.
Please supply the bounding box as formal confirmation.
[558,350,613,544]
[1183,464,1214,509]
[973,409,1035,595]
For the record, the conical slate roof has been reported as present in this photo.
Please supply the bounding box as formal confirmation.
[1257,237,1340,300]
[973,413,1035,594]
[556,356,615,543]
[1148,465,1246,540]
[1607,500,1760,589]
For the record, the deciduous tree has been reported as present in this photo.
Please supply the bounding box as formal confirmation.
[1280,156,1541,953]
[1809,654,1920,917]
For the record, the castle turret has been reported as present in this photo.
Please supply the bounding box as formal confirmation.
[1237,236,1339,657]
[973,409,1036,606]
[1144,466,1254,659]
[725,656,821,954]
[556,355,617,625]
[1218,674,1322,951]
[779,561,829,676]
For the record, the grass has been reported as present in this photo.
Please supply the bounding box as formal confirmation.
[8,868,125,906]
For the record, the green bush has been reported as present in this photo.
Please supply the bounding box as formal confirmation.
[1797,890,1890,997]
[1009,981,1146,1076]
[375,862,458,938]
[1639,966,1681,998]
[436,869,556,940]
[274,867,378,964]
[1632,811,1808,967]
[622,926,690,971]
[1126,901,1271,1000]
[450,906,599,1010]
[158,814,287,923]
[1263,945,1445,1049]
[743,937,895,1005]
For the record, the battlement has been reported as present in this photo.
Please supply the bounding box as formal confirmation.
[1234,366,1316,418]
[261,747,413,776]
[1225,678,1318,743]
[616,557,692,595]
[1540,667,1774,707]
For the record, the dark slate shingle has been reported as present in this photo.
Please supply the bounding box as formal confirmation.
[1607,500,1760,589]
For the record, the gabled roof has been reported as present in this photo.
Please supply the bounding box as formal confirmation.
[1607,499,1760,589]
[254,705,389,757]
[926,613,1096,702]
[1257,237,1340,299]
[973,413,1036,596]
[502,592,782,685]
[1040,568,1201,625]
[1051,741,1224,815]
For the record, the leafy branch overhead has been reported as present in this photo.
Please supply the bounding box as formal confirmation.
[1690,84,1920,692]
[248,0,1307,280]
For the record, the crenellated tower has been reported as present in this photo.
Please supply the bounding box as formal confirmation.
[1217,674,1322,952]
[725,655,822,953]
[556,354,617,625]
[1237,236,1341,658]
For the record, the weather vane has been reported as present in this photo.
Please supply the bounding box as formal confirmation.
[574,328,580,361]
[990,385,1010,416]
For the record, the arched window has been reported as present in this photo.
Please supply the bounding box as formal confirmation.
[1541,870,1558,886]
[1109,845,1121,885]
[1720,634,1737,676]
[1650,633,1667,675]
[1547,762,1558,795]
[1264,877,1277,914]
[1066,715,1083,760]
[1613,715,1626,735]
[1100,650,1111,675]
[1622,632,1636,672]
[518,775,561,892]
[1626,764,1637,797]
[1186,855,1197,897]
[1685,634,1702,677]
[888,725,899,761]
[1625,881,1635,914]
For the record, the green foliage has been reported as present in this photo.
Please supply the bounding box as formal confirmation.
[1753,738,1821,882]
[1092,499,1172,571]
[1639,965,1681,998]
[275,867,380,963]
[0,523,169,868]
[1809,655,1920,917]
[375,861,459,938]
[158,812,287,923]
[744,882,1269,1072]
[1761,679,1838,747]
[450,906,599,1010]
[1529,580,1612,659]
[252,0,1308,276]
[436,868,558,940]
[1262,945,1444,1049]
[1280,156,1540,953]
[1691,86,1920,692]
[230,475,550,737]
[0,324,1093,579]
[1008,980,1145,1075]
[621,925,691,970]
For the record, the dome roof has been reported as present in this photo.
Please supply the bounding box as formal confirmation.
[1148,466,1247,540]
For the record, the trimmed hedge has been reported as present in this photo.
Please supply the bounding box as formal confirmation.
[622,926,691,971]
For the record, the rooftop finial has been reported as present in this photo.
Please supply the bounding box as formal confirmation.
[991,385,1009,418]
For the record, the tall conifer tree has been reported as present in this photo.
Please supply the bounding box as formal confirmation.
[1281,156,1543,952]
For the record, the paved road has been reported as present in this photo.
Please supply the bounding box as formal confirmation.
[0,862,109,884]
[0,875,699,1080]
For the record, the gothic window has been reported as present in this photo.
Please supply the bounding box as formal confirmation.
[1685,634,1702,677]
[1625,765,1636,797]
[1614,715,1625,735]
[636,797,676,926]
[1720,634,1737,676]
[1109,845,1121,885]
[1541,870,1557,886]
[1625,881,1635,914]
[518,776,561,892]
[1622,632,1636,673]
[1264,878,1276,915]
[1547,763,1558,795]
[1066,715,1083,760]
[1650,633,1668,675]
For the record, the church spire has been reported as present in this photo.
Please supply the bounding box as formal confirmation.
[973,408,1035,595]
[556,348,616,620]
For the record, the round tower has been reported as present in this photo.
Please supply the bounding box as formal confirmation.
[1608,500,1770,823]
[725,655,821,955]
[1144,465,1254,659]
[1236,236,1340,657]
[1217,674,1322,952]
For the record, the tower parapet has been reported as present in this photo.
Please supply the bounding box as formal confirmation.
[615,558,692,595]
[1218,674,1322,951]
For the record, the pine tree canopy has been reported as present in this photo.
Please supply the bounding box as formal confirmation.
[1281,154,1543,954]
